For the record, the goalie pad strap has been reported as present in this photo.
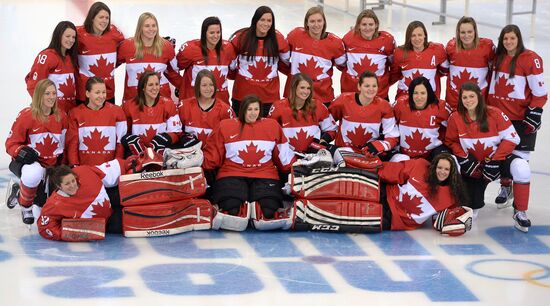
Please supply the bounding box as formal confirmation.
[250,201,294,231]
[122,199,213,237]
[61,218,106,241]
[291,165,379,201]
[293,199,382,233]
[119,167,206,206]
[211,202,251,231]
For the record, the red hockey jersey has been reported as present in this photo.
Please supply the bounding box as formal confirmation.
[37,160,123,241]
[488,50,547,120]
[67,103,127,166]
[230,30,290,103]
[203,118,296,180]
[340,30,396,98]
[6,108,67,167]
[117,38,182,101]
[122,96,182,145]
[329,93,399,152]
[76,25,125,101]
[179,97,234,145]
[378,158,456,231]
[176,39,237,103]
[285,28,346,103]
[268,98,337,153]
[390,42,449,99]
[25,48,76,113]
[393,96,451,158]
[445,106,520,161]
[445,38,495,110]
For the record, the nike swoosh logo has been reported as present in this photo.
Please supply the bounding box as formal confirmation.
[196,61,205,65]
[229,134,238,139]
[295,47,303,51]
[459,133,467,137]
[411,177,420,183]
[129,58,136,61]
[32,128,40,132]
[82,50,90,54]
[348,47,356,51]
[79,122,86,127]
[54,69,62,73]
[402,65,408,69]
[187,122,193,125]
[133,119,140,123]
[282,122,290,127]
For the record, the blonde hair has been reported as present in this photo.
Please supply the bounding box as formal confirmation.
[455,16,479,51]
[31,79,61,122]
[133,12,164,59]
[354,9,380,39]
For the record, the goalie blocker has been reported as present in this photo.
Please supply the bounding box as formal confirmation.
[290,165,380,202]
[119,167,206,206]
[122,199,213,237]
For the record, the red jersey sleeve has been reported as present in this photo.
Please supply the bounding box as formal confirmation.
[66,110,80,166]
[378,160,416,184]
[492,109,520,160]
[202,122,227,170]
[26,50,58,97]
[444,113,468,158]
[522,51,547,109]
[5,109,31,158]
[37,199,63,241]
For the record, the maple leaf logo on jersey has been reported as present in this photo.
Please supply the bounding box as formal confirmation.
[494,74,515,98]
[34,134,58,158]
[404,130,431,153]
[298,57,324,80]
[452,69,478,90]
[401,192,424,216]
[141,125,158,143]
[238,142,265,167]
[248,58,272,81]
[210,67,225,88]
[90,198,112,217]
[346,125,373,148]
[58,75,75,98]
[196,130,210,143]
[83,129,110,152]
[469,140,494,160]
[136,64,161,82]
[290,129,314,152]
[352,55,379,75]
[404,70,424,88]
[89,56,114,79]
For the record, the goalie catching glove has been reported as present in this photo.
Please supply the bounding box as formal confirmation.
[164,141,203,169]
[433,206,473,236]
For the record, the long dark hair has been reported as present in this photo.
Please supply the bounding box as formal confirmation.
[47,21,78,69]
[494,24,525,78]
[136,70,160,111]
[83,2,111,34]
[289,73,316,120]
[238,95,262,132]
[457,82,488,132]
[232,6,279,64]
[400,20,428,56]
[201,16,223,65]
[49,165,76,191]
[408,77,437,110]
[427,153,468,205]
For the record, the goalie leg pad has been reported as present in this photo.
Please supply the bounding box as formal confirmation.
[61,218,106,241]
[433,206,473,236]
[290,166,379,201]
[119,167,207,206]
[211,202,251,231]
[122,199,213,237]
[251,201,294,231]
[293,199,383,233]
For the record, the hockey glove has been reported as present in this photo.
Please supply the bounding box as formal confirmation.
[306,138,327,153]
[457,155,482,178]
[121,134,145,156]
[15,146,39,165]
[482,160,502,182]
[523,107,543,134]
[151,133,172,152]
[163,36,176,49]
[362,141,385,157]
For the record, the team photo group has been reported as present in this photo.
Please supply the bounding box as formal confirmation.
[4,1,546,241]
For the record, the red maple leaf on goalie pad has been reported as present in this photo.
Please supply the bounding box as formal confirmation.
[401,192,423,216]
[89,56,114,79]
[298,57,324,80]
[238,142,265,167]
[353,55,379,75]
[346,125,373,147]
